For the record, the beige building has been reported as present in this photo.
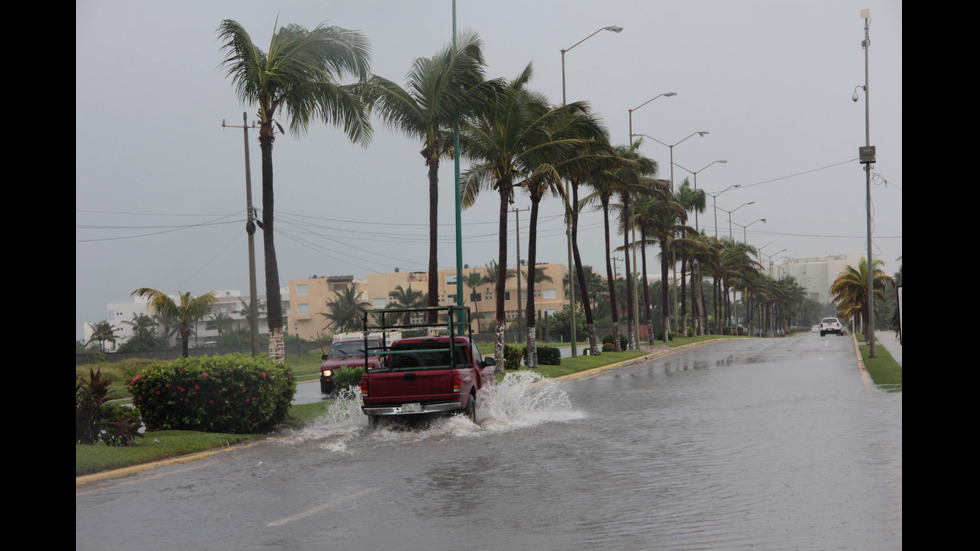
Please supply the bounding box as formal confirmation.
[288,263,569,340]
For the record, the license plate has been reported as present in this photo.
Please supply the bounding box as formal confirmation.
[403,403,422,413]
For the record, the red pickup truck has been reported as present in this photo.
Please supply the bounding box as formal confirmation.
[358,307,495,429]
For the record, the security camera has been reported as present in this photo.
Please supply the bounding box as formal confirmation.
[852,92,860,102]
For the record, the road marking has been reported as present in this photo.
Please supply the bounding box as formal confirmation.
[267,487,381,527]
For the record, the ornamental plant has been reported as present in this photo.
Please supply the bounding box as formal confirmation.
[128,354,296,434]
[76,368,144,446]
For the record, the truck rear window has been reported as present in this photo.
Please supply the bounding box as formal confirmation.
[384,342,472,371]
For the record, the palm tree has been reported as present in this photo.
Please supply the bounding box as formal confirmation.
[634,186,690,342]
[713,240,758,334]
[674,178,707,334]
[460,64,592,370]
[86,320,118,353]
[386,284,428,325]
[462,270,485,321]
[586,141,658,349]
[321,284,370,334]
[217,19,372,362]
[518,104,606,366]
[830,257,893,336]
[360,31,493,323]
[132,288,218,357]
[206,312,234,337]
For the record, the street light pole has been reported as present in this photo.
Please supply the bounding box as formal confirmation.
[222,113,260,356]
[561,24,622,357]
[707,185,741,239]
[627,92,676,347]
[630,131,708,338]
[674,160,727,232]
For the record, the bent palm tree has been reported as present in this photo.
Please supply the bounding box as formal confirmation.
[830,257,892,336]
[86,320,118,353]
[360,31,493,323]
[132,288,218,357]
[218,19,372,362]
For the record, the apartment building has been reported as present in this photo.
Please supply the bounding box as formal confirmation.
[779,253,863,304]
[288,263,569,340]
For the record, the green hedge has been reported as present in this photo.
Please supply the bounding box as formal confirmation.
[128,354,296,434]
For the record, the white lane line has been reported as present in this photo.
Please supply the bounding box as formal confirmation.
[267,487,381,527]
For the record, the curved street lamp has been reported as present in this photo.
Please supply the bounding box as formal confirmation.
[718,201,755,241]
[707,184,741,239]
[674,159,727,231]
[625,92,676,347]
[734,217,767,244]
[560,24,622,357]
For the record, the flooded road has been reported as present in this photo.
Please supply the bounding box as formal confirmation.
[77,335,901,550]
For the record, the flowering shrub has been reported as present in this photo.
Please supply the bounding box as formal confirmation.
[128,354,296,434]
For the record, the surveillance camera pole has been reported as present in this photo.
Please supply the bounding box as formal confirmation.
[858,10,877,358]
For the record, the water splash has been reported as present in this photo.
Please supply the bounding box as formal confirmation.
[293,371,583,452]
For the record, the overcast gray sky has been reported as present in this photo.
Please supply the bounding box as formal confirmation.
[75,0,902,340]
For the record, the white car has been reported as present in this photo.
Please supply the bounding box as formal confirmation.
[819,317,843,337]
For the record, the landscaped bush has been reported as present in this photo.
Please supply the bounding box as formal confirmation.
[520,345,562,366]
[128,354,296,434]
[602,333,627,350]
[76,368,144,446]
[536,345,561,366]
[331,366,365,390]
[503,344,523,370]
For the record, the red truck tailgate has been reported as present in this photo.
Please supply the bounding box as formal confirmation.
[362,369,457,405]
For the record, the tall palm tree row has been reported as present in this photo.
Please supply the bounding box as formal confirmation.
[131,288,218,357]
[673,178,707,334]
[218,19,373,362]
[359,30,497,324]
[461,64,600,371]
[517,105,608,367]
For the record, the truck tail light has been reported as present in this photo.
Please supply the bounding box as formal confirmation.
[452,374,462,393]
[360,378,369,397]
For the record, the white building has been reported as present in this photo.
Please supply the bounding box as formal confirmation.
[87,289,287,350]
[778,253,864,304]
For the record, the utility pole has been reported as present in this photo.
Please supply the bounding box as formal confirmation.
[856,9,877,358]
[222,113,260,356]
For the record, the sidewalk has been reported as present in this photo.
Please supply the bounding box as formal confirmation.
[872,331,902,365]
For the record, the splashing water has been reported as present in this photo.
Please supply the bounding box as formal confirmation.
[477,371,584,433]
[292,371,583,453]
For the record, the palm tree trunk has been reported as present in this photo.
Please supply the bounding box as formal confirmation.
[660,238,670,341]
[622,194,636,350]
[259,133,285,363]
[494,180,511,373]
[426,157,440,324]
[601,197,621,352]
[570,181,599,355]
[680,249,689,334]
[525,196,541,369]
[641,228,654,345]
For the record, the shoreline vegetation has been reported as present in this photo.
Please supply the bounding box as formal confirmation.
[76,333,900,478]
